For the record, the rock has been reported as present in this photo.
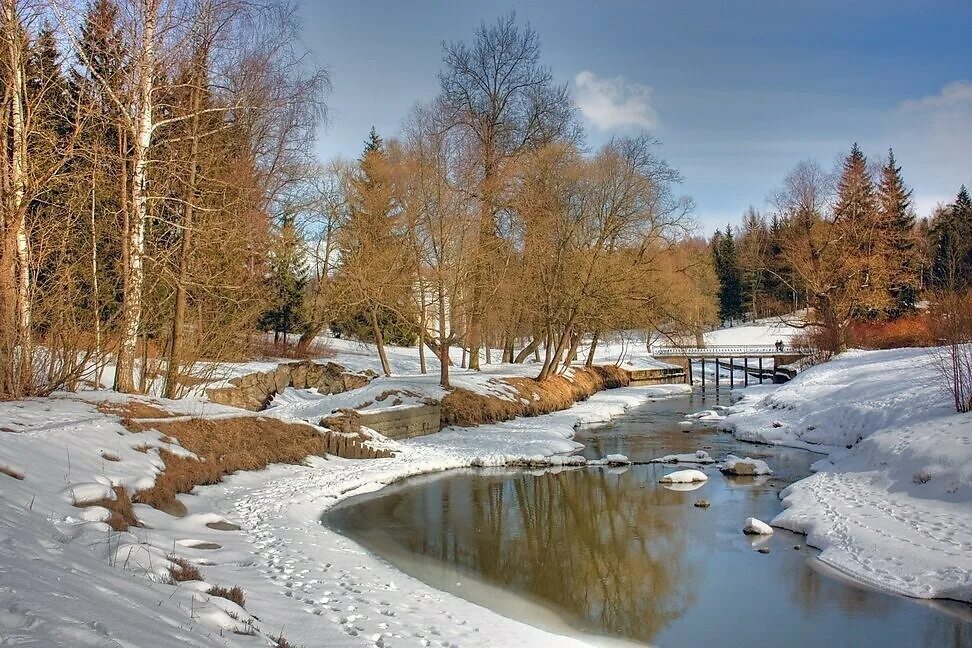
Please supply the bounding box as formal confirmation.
[605,454,630,466]
[720,454,773,476]
[693,499,710,508]
[743,517,774,535]
[658,469,708,484]
[757,547,770,554]
[793,545,801,550]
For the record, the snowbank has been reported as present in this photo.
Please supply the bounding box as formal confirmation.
[720,454,773,476]
[722,347,972,602]
[743,517,774,535]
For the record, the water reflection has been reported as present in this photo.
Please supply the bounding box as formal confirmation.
[327,396,972,647]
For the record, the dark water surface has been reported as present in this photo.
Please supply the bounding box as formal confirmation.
[325,393,972,647]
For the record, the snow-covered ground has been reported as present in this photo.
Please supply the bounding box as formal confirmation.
[0,337,689,647]
[720,347,972,603]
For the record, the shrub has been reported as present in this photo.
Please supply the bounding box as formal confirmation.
[849,315,934,349]
[168,555,202,582]
[208,584,246,608]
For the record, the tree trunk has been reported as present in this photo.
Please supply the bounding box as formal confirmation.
[514,337,539,364]
[5,0,30,387]
[163,60,203,399]
[90,167,103,386]
[437,281,449,388]
[369,306,391,376]
[115,3,157,393]
[585,331,600,367]
[562,332,581,370]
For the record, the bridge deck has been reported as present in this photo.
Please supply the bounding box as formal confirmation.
[653,345,796,358]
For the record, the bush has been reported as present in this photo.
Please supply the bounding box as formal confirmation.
[208,584,246,608]
[849,315,934,349]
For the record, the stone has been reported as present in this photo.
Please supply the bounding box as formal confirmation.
[757,547,770,554]
[693,499,711,508]
[742,517,774,535]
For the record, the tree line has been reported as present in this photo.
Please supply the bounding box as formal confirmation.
[260,15,720,389]
[709,143,972,355]
[1,0,327,397]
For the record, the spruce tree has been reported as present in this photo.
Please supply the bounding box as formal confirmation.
[711,226,744,325]
[876,149,918,315]
[260,218,308,344]
[930,186,972,290]
[833,143,882,315]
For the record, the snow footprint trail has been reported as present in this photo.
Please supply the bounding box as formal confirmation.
[211,450,593,648]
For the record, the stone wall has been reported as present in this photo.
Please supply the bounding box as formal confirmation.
[322,404,442,441]
[625,366,687,385]
[206,360,375,411]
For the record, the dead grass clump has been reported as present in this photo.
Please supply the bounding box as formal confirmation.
[272,635,299,648]
[440,388,521,427]
[78,486,139,531]
[168,555,202,582]
[440,366,625,428]
[208,584,246,608]
[97,400,173,421]
[128,416,326,512]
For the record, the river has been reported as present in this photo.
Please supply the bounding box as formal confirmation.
[325,393,972,647]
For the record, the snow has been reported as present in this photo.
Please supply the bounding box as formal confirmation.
[658,468,709,483]
[701,314,804,347]
[743,517,774,535]
[651,450,715,464]
[0,359,683,647]
[722,346,972,602]
[719,454,773,476]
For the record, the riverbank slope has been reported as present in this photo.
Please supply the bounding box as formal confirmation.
[720,347,972,602]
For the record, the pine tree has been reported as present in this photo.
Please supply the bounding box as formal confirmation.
[260,218,308,344]
[711,226,744,325]
[932,186,972,290]
[833,143,883,315]
[876,149,918,315]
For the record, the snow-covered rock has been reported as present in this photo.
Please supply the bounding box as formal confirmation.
[658,469,708,483]
[743,517,774,535]
[651,450,714,464]
[719,454,773,476]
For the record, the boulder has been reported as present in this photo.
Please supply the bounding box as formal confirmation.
[743,517,774,535]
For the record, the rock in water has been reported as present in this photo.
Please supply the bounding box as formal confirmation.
[743,517,774,535]
[693,499,711,508]
[658,469,708,484]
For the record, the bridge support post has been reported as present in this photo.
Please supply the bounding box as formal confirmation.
[701,359,705,391]
[688,359,694,386]
[744,357,749,387]
[758,357,763,384]
[715,358,720,390]
[729,357,734,389]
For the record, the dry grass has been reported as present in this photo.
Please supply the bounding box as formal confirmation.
[440,365,630,428]
[168,555,202,582]
[77,486,140,531]
[97,400,174,421]
[208,584,246,608]
[126,416,326,512]
[271,635,299,648]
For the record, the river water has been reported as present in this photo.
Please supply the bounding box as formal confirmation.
[325,393,972,647]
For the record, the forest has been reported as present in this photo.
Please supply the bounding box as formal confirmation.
[2,4,971,399]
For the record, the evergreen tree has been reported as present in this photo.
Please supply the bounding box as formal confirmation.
[711,226,744,325]
[260,218,308,343]
[833,143,883,315]
[932,186,972,290]
[876,149,918,315]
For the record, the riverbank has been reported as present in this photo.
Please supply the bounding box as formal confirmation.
[0,355,687,647]
[720,347,972,603]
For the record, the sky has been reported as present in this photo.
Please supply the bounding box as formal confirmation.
[299,0,972,233]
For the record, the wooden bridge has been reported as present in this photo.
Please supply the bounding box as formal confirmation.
[652,345,806,389]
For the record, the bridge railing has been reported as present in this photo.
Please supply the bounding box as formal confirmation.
[652,345,794,357]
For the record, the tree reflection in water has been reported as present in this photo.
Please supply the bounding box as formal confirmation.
[397,466,695,643]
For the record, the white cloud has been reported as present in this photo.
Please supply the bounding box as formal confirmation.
[899,80,972,112]
[888,80,972,214]
[573,70,658,131]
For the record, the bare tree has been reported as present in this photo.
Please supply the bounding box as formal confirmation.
[438,12,574,369]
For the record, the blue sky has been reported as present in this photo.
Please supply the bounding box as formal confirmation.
[299,1,972,232]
